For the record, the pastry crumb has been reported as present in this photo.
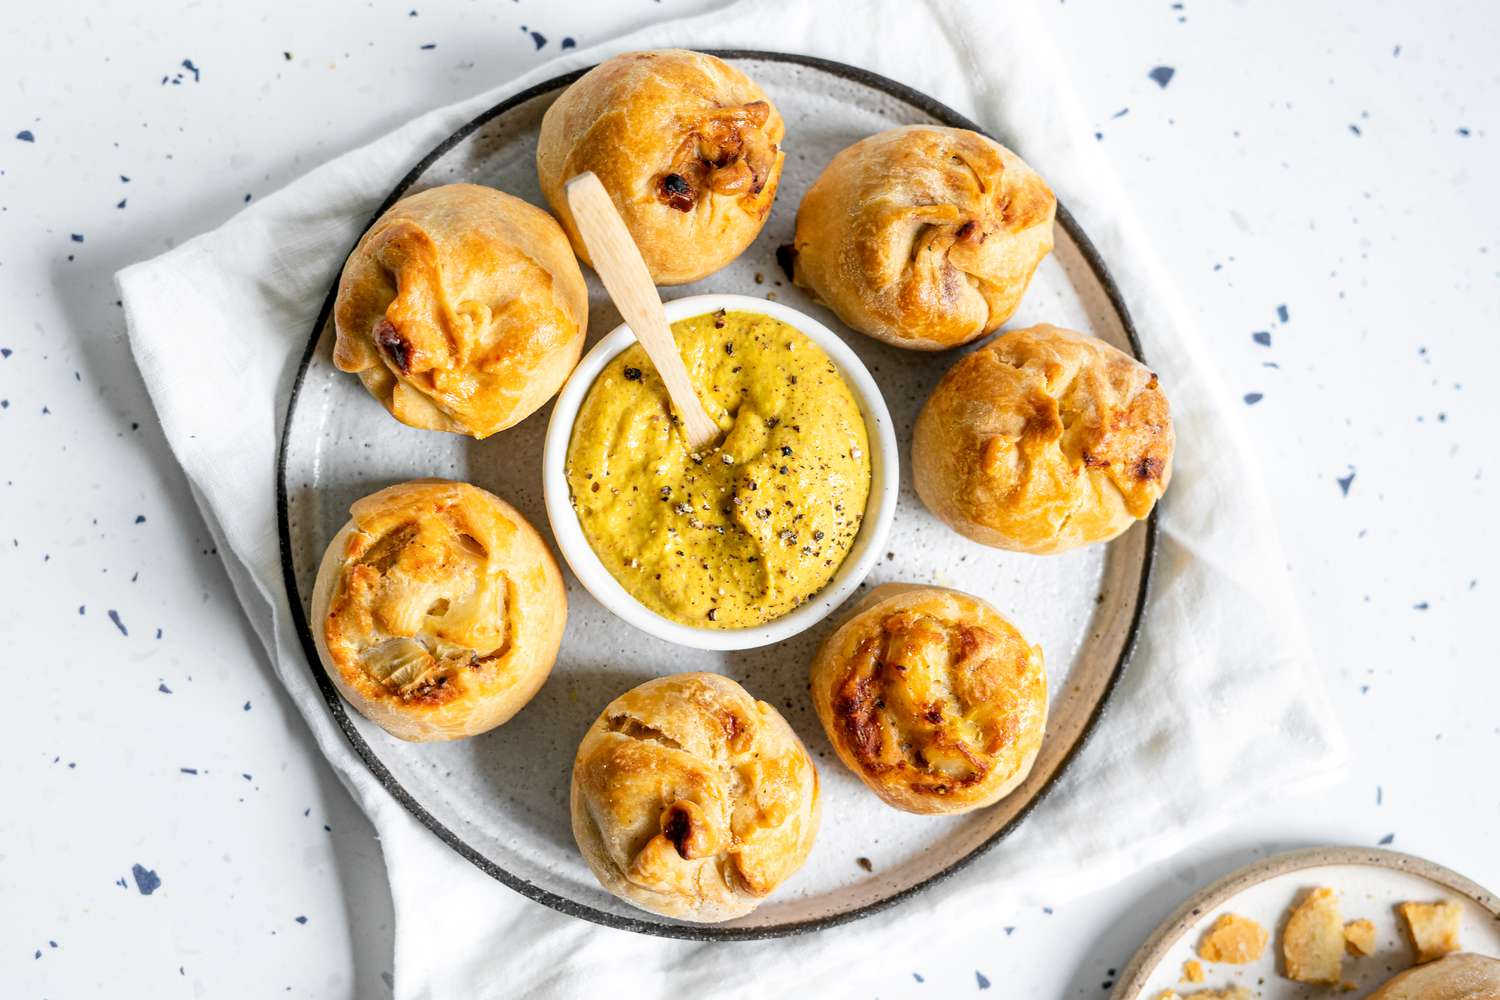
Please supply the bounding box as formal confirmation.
[1198,912,1269,964]
[1285,886,1345,984]
[1398,900,1462,963]
[1181,958,1205,983]
[1343,917,1376,956]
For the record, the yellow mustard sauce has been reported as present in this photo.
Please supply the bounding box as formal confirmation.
[566,310,871,629]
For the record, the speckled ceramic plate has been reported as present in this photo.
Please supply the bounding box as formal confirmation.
[277,52,1156,939]
[1114,846,1500,999]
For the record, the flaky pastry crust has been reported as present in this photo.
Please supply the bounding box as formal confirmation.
[791,125,1055,350]
[1367,953,1500,1000]
[570,673,819,922]
[809,584,1047,815]
[536,49,785,286]
[333,183,588,439]
[913,324,1174,554]
[310,480,566,742]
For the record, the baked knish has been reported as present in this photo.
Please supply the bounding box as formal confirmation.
[333,183,588,438]
[808,584,1046,815]
[570,673,819,922]
[536,49,784,285]
[310,480,566,742]
[790,125,1055,350]
[913,324,1173,554]
[1367,953,1500,999]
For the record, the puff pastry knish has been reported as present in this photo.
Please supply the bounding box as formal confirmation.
[333,183,588,439]
[809,584,1047,815]
[570,673,819,922]
[913,324,1174,554]
[310,480,566,742]
[536,49,785,285]
[791,125,1055,350]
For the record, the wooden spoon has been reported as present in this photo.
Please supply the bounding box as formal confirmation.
[564,171,721,452]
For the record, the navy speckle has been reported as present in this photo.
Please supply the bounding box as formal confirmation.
[180,767,198,775]
[131,864,161,895]
[158,683,172,694]
[117,198,127,209]
[244,701,252,711]
[1413,601,1429,610]
[1252,331,1271,346]
[108,609,128,636]
[16,130,35,142]
[1,347,11,357]
[561,37,576,49]
[976,970,992,990]
[1378,833,1395,845]
[1148,66,1175,88]
[1276,303,1290,322]
[135,514,146,524]
[1457,127,1470,137]
[70,233,84,243]
[182,59,200,81]
[1243,392,1264,405]
[1337,470,1356,496]
[530,30,547,49]
[1349,123,1362,136]
[419,42,436,50]
[294,915,308,925]
[1004,926,1015,935]
[1111,107,1129,119]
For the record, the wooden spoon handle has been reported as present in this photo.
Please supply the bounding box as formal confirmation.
[564,172,721,452]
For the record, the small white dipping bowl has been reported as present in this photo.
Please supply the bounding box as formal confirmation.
[543,293,898,651]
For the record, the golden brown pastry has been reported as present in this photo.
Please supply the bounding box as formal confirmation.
[790,125,1055,350]
[1197,913,1269,964]
[310,480,566,742]
[1345,917,1378,956]
[536,49,784,285]
[570,673,819,922]
[1367,953,1500,1000]
[808,584,1046,815]
[913,324,1174,554]
[333,183,588,438]
[1283,887,1345,983]
[1400,900,1464,963]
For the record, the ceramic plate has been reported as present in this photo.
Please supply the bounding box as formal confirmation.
[277,51,1156,939]
[1114,846,1500,998]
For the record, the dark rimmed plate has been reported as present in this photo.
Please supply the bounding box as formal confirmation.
[277,51,1157,940]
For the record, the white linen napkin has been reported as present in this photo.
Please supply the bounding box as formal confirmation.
[117,0,1347,995]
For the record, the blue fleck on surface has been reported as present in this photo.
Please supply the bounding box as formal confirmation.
[1,347,11,357]
[131,864,162,895]
[1413,601,1429,610]
[70,233,84,243]
[1276,303,1290,322]
[16,129,36,142]
[1337,470,1356,496]
[295,915,308,925]
[1243,392,1264,405]
[562,37,576,49]
[976,970,992,990]
[1378,833,1395,845]
[1349,123,1362,136]
[419,43,436,50]
[243,701,252,711]
[182,58,200,81]
[180,767,198,775]
[1004,926,1015,935]
[108,609,128,635]
[158,683,172,694]
[1148,66,1175,88]
[530,31,547,49]
[912,972,924,983]
[135,514,146,523]
[1252,331,1271,346]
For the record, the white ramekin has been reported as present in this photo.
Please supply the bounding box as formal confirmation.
[542,293,898,651]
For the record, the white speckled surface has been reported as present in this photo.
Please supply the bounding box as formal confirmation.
[3,0,1498,995]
